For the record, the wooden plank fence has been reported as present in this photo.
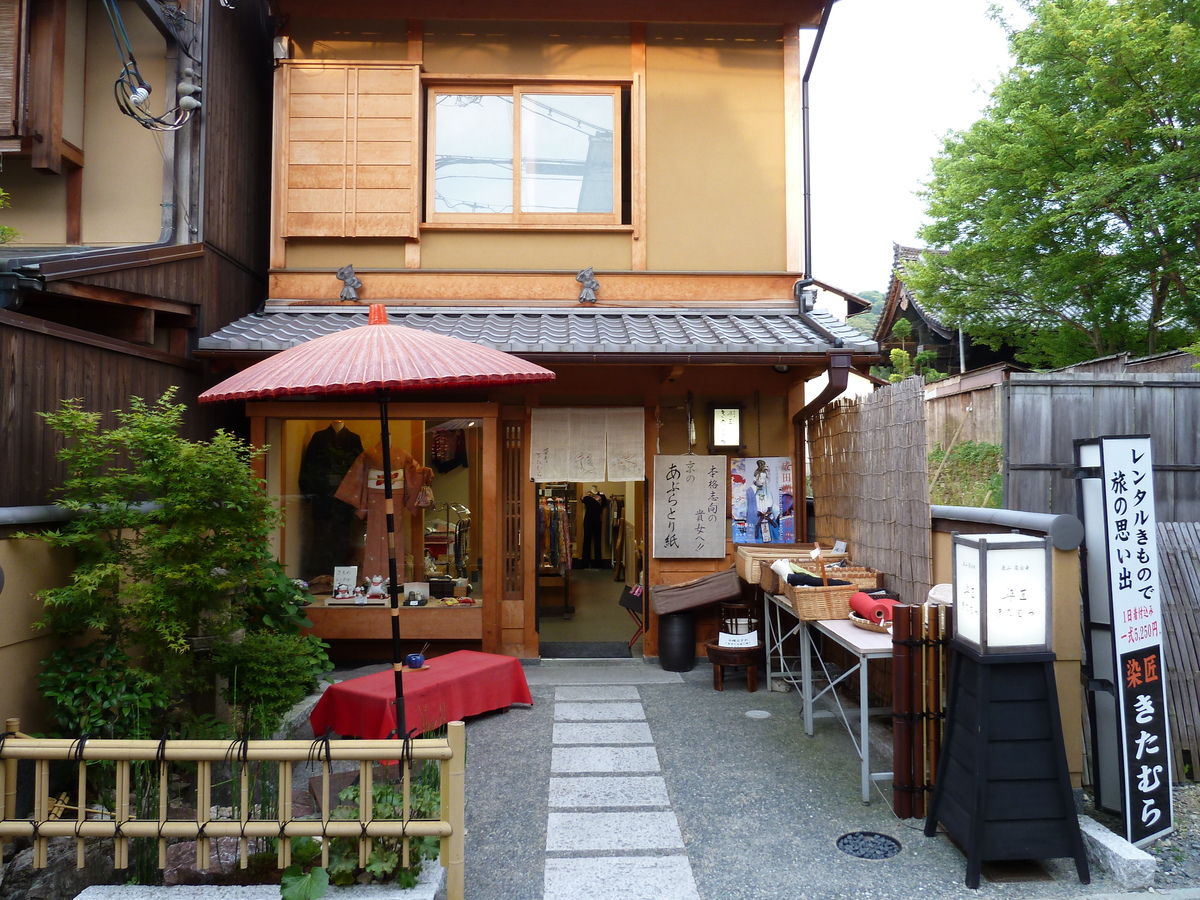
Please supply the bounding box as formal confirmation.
[1159,522,1200,781]
[1004,372,1200,522]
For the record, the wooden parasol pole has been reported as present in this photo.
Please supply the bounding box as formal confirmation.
[378,395,407,737]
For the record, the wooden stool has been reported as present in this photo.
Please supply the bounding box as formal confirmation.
[704,640,764,692]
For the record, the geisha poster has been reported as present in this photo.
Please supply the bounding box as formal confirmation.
[731,457,795,544]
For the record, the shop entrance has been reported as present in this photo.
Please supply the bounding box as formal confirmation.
[536,480,644,658]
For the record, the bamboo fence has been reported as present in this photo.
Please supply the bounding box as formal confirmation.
[0,721,465,899]
[809,377,933,606]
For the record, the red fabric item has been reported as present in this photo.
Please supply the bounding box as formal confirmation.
[309,650,533,738]
[198,305,555,403]
[849,591,898,623]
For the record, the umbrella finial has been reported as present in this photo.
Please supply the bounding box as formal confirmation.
[369,304,389,325]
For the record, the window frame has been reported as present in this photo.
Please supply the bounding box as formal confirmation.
[425,79,629,229]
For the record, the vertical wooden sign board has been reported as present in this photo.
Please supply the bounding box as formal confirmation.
[651,455,727,559]
[1075,435,1173,846]
[923,647,1090,889]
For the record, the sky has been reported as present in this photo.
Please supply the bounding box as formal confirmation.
[805,0,1031,297]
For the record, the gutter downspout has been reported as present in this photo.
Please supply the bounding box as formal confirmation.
[794,2,843,351]
[792,349,853,541]
[802,0,834,282]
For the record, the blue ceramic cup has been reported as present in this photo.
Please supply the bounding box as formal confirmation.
[404,653,425,669]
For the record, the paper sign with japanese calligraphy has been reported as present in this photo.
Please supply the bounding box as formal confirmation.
[1097,436,1172,845]
[652,455,727,558]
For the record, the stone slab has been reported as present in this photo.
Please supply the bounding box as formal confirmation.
[552,722,653,744]
[549,775,669,808]
[544,855,700,900]
[551,745,661,773]
[1077,814,1156,891]
[545,811,685,851]
[554,685,642,701]
[553,701,646,721]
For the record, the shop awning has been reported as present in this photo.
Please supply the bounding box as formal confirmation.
[197,304,876,362]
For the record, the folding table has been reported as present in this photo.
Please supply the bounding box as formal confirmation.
[764,593,894,803]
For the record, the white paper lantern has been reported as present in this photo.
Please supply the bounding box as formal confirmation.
[952,532,1051,655]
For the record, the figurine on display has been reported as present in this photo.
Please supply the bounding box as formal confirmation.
[366,575,387,599]
[332,582,354,600]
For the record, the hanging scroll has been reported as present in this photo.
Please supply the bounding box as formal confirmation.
[652,455,727,559]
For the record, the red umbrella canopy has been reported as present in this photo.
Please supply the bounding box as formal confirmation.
[199,304,555,403]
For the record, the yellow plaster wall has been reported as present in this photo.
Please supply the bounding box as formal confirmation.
[287,18,411,60]
[63,0,87,147]
[644,24,787,272]
[423,20,631,77]
[79,0,168,244]
[0,538,73,734]
[0,159,69,244]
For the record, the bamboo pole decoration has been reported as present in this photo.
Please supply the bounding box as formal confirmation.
[892,605,913,819]
[927,606,943,789]
[910,606,926,819]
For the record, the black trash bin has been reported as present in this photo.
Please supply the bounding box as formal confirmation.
[658,611,696,672]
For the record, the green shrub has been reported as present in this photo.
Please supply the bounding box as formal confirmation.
[929,441,1003,508]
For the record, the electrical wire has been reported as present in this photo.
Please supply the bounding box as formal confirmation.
[100,0,200,132]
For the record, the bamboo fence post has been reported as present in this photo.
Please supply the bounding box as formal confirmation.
[2,718,16,853]
[444,721,466,900]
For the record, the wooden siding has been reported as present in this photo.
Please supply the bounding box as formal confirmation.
[1003,373,1200,522]
[275,61,421,243]
[0,310,235,508]
[1159,522,1200,782]
[201,0,274,280]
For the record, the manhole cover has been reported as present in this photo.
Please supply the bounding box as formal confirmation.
[745,710,771,719]
[837,831,901,860]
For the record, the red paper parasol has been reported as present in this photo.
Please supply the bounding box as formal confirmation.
[199,304,555,736]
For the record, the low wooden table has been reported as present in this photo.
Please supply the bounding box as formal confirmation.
[704,640,765,692]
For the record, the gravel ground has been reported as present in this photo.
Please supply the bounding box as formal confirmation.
[1147,781,1200,889]
[1086,780,1200,890]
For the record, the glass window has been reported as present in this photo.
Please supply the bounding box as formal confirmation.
[429,85,625,226]
[277,417,483,596]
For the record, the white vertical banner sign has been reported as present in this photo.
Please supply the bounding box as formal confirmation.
[1085,435,1173,846]
[652,455,727,559]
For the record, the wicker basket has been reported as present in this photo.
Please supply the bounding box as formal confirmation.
[761,564,879,596]
[781,581,858,621]
[736,545,848,585]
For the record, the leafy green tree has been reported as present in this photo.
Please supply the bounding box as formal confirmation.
[0,187,17,243]
[26,390,329,735]
[908,0,1200,368]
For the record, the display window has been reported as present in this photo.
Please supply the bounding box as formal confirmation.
[271,415,483,603]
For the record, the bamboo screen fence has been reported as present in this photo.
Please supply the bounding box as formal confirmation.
[808,377,932,606]
[0,722,465,899]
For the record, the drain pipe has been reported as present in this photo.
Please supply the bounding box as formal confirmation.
[795,2,843,349]
[802,0,835,282]
[792,349,853,541]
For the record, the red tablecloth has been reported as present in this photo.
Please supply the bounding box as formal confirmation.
[309,650,533,738]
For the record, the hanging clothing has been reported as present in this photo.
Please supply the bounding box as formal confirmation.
[335,445,423,579]
[580,492,607,568]
[537,497,573,572]
[298,424,364,578]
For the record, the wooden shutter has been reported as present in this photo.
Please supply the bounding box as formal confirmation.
[276,61,421,239]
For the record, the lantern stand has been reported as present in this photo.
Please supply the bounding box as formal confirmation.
[923,533,1089,889]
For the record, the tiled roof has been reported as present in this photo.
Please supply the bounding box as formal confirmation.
[198,305,875,358]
